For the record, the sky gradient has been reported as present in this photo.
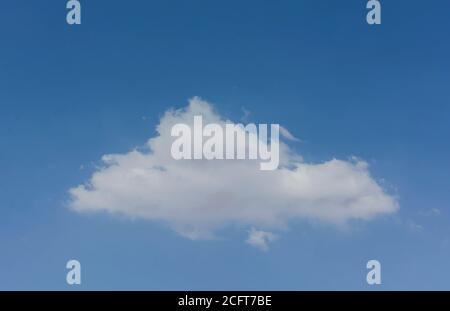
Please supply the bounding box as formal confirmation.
[1,0,450,290]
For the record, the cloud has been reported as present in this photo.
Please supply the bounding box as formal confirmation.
[419,208,441,216]
[68,97,399,245]
[246,229,276,251]
[279,126,300,142]
[405,219,424,231]
[430,208,441,215]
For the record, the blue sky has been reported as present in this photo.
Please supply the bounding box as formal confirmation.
[1,0,450,290]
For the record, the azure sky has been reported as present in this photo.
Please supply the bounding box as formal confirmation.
[0,0,450,290]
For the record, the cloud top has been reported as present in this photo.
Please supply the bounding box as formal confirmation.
[68,97,399,248]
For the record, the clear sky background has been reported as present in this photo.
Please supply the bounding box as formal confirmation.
[0,0,449,290]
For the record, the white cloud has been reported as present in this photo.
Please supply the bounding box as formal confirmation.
[279,126,300,142]
[246,228,276,251]
[419,208,441,216]
[68,97,399,244]
[431,208,441,215]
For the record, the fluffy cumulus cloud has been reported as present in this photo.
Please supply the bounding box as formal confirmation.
[69,97,399,249]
